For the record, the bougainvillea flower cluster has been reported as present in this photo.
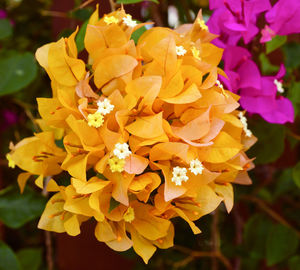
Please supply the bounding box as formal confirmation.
[207,0,271,47]
[220,46,294,124]
[207,0,295,124]
[261,0,300,42]
[7,7,256,263]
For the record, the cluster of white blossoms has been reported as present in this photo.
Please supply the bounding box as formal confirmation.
[175,45,206,61]
[108,142,132,173]
[274,79,284,93]
[87,98,114,128]
[171,159,204,186]
[238,112,252,137]
[176,46,187,56]
[216,79,224,89]
[122,14,137,27]
[113,143,132,160]
[103,14,137,28]
[189,159,204,175]
[172,166,189,186]
[97,98,114,115]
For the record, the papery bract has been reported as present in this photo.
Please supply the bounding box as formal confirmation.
[261,0,300,42]
[221,46,294,124]
[207,0,271,47]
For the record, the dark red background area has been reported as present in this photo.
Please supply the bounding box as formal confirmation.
[56,222,135,270]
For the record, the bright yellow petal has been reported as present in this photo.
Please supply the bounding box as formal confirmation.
[72,177,109,194]
[129,225,156,264]
[214,183,234,213]
[161,83,201,104]
[198,132,242,163]
[131,201,171,241]
[38,193,66,233]
[94,55,137,88]
[17,172,32,194]
[125,112,165,139]
[64,214,81,236]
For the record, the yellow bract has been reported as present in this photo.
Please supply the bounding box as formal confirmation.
[7,7,256,264]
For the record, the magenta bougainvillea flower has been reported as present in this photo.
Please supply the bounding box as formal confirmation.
[0,9,7,19]
[261,0,300,42]
[220,46,294,124]
[0,109,19,132]
[207,0,271,47]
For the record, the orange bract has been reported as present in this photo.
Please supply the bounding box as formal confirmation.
[8,6,256,263]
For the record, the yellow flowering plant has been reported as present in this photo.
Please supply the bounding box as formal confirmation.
[7,6,257,263]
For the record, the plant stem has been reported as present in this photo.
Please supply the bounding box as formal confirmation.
[242,195,300,237]
[74,0,95,11]
[109,0,116,11]
[41,10,68,18]
[42,176,54,270]
[233,207,243,270]
[150,2,164,26]
[212,209,220,270]
[45,231,54,270]
[173,245,233,270]
[179,0,193,23]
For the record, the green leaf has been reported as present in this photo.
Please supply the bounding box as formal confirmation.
[289,256,300,270]
[55,138,65,149]
[292,161,300,188]
[109,197,120,213]
[288,82,300,104]
[244,214,272,259]
[274,169,296,198]
[266,224,299,266]
[96,173,107,180]
[0,19,13,40]
[259,53,279,74]
[131,26,147,44]
[266,35,287,54]
[288,82,300,116]
[0,52,37,96]
[0,186,47,229]
[117,0,159,4]
[283,42,300,69]
[17,248,42,270]
[0,241,21,270]
[257,188,272,203]
[248,121,285,164]
[75,20,88,53]
[71,8,93,21]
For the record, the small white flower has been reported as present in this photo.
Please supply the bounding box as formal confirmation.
[171,166,189,186]
[238,112,252,137]
[274,79,284,93]
[216,80,224,89]
[113,143,131,160]
[97,98,114,115]
[122,14,137,27]
[176,46,187,56]
[189,159,204,175]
